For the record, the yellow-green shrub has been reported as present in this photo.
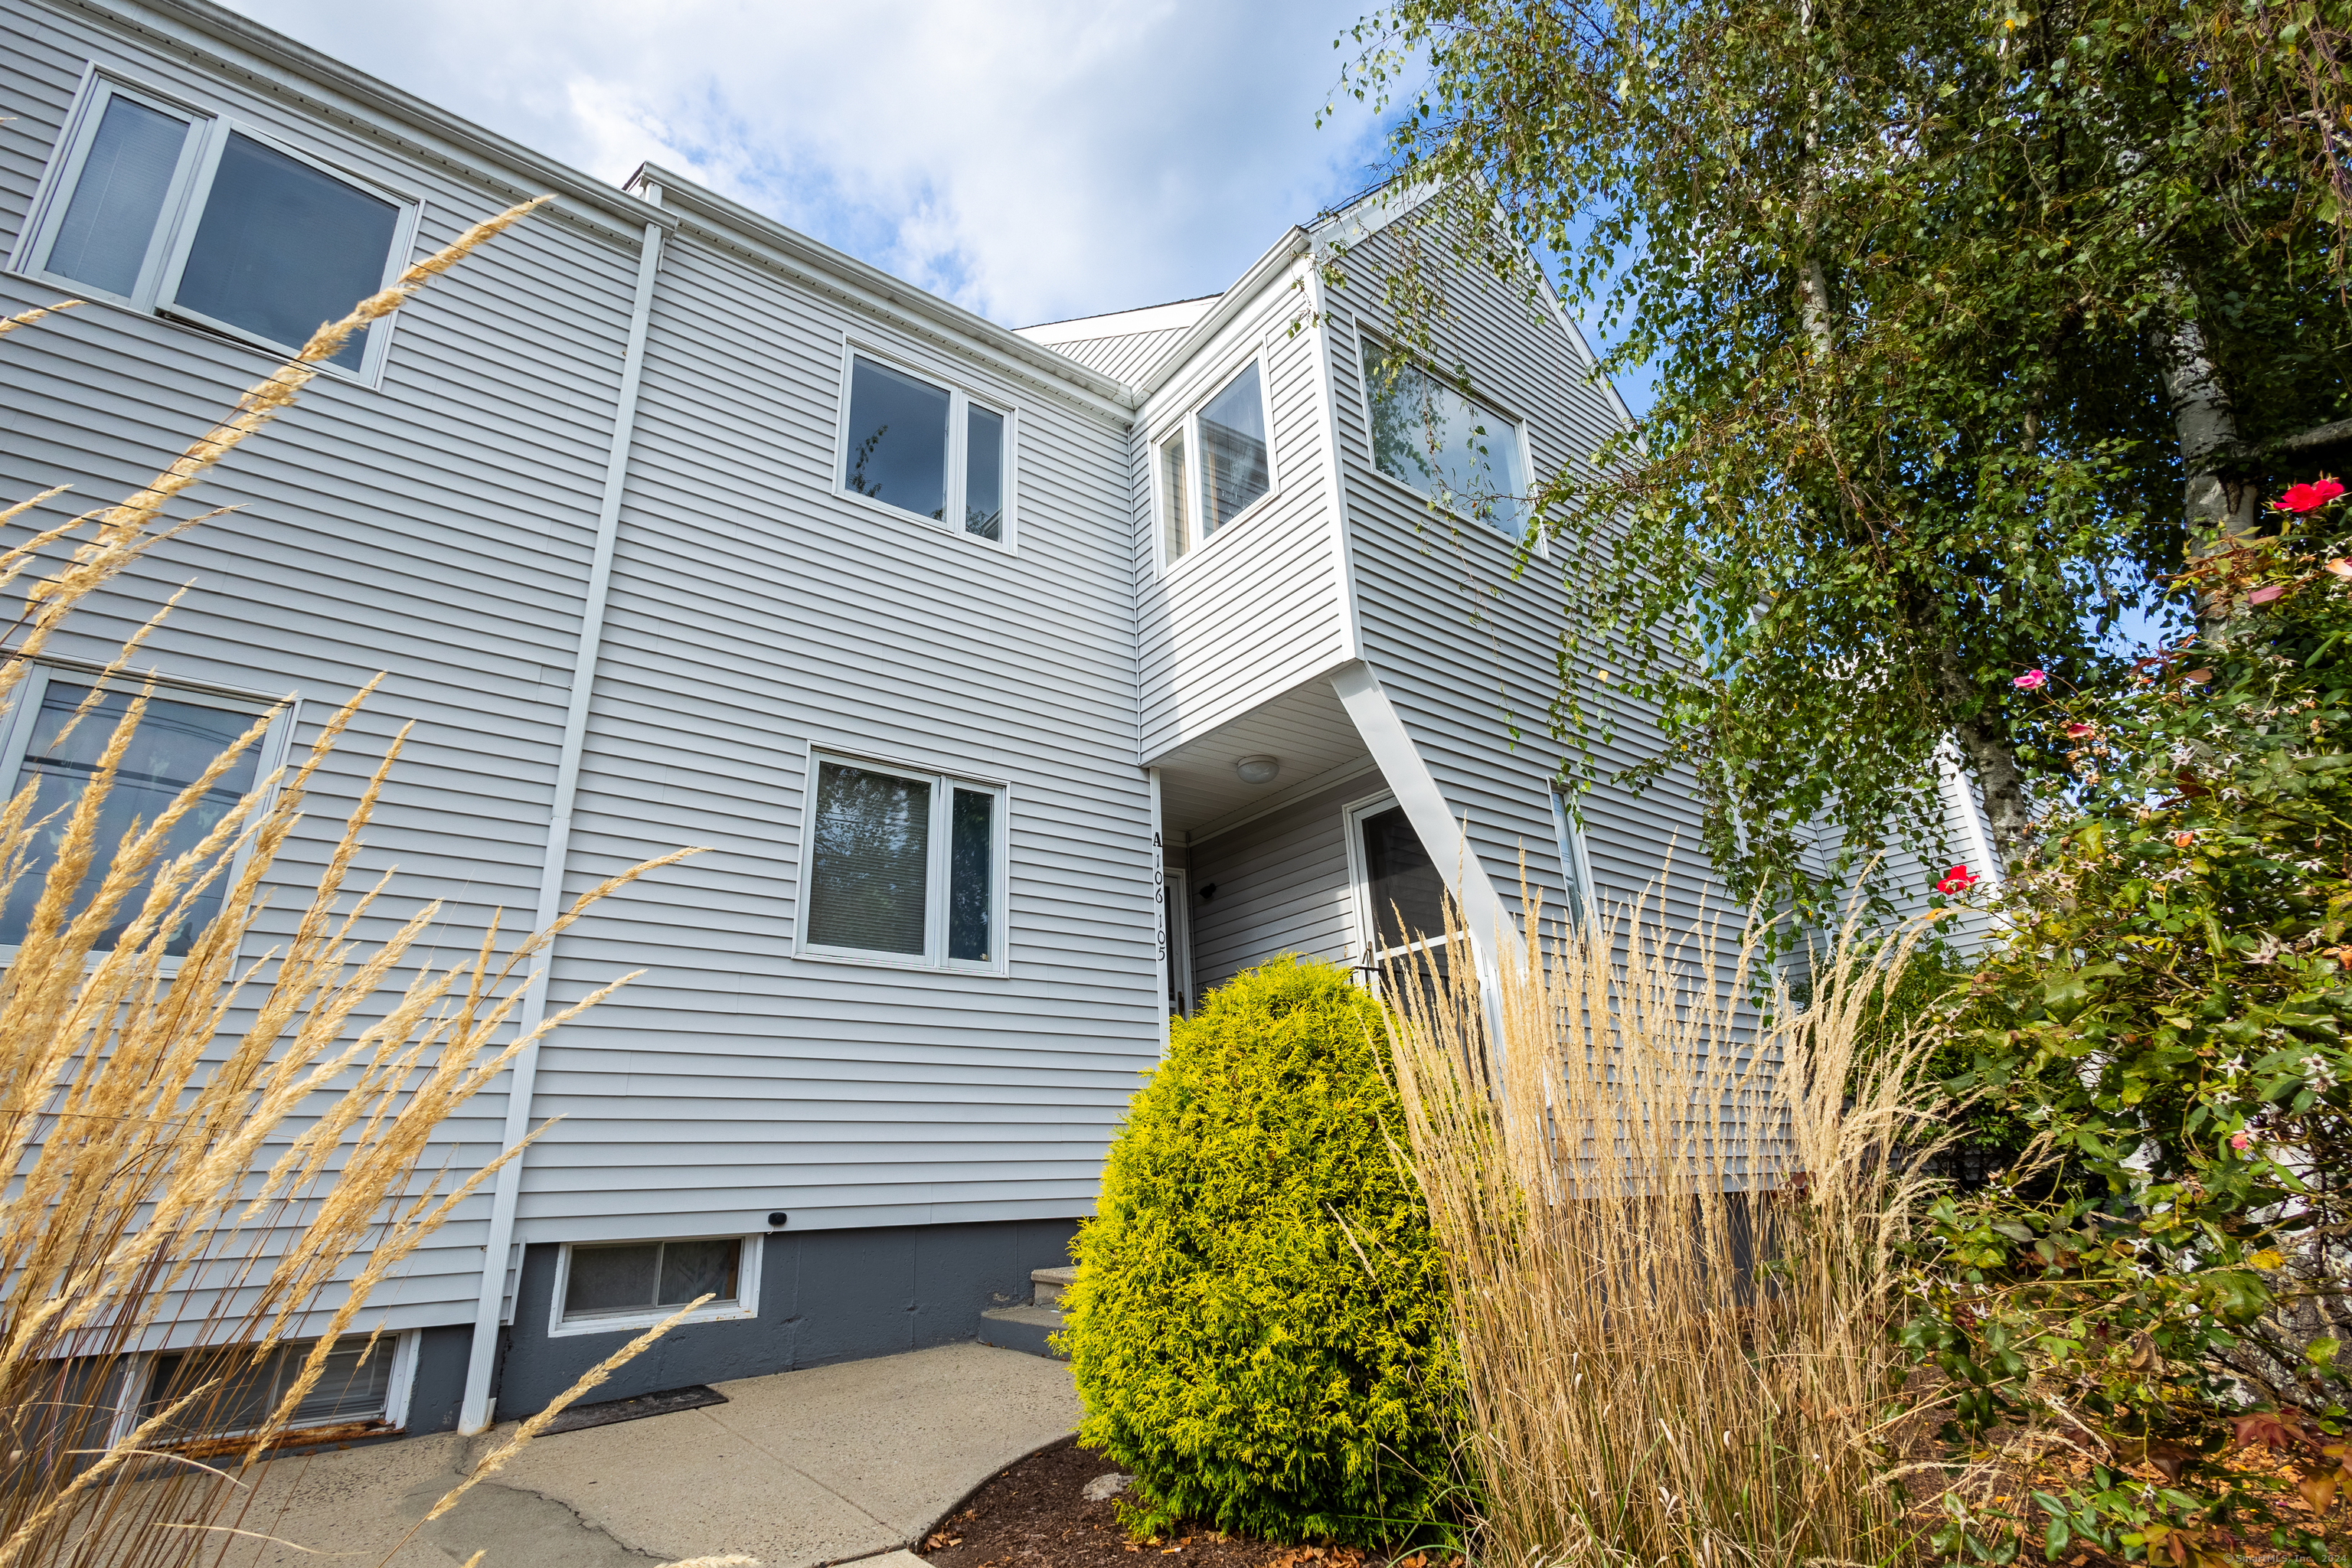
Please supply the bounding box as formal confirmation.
[1063,956,1459,1545]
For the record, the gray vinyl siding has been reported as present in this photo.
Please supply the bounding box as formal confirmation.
[1135,265,1349,760]
[1030,325,1189,386]
[1321,225,1743,962]
[1187,776,1367,995]
[510,219,1164,1244]
[0,1,655,1330]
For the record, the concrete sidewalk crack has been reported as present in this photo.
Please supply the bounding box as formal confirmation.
[687,1405,907,1541]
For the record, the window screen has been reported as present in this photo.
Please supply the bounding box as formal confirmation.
[171,132,400,370]
[806,761,932,955]
[0,684,263,956]
[563,1238,743,1322]
[1197,361,1269,536]
[1362,345,1529,541]
[47,95,189,297]
[143,1338,394,1439]
[1359,805,1449,954]
[842,358,950,521]
[965,405,1004,541]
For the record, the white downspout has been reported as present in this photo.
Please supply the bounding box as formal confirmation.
[458,202,668,1434]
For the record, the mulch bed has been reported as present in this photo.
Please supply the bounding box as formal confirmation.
[917,1437,1428,1568]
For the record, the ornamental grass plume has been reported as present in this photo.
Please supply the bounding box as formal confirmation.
[1381,884,1943,1568]
[0,199,705,1568]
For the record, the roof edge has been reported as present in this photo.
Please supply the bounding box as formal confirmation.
[59,0,672,240]
[633,163,1135,416]
[1132,227,1313,403]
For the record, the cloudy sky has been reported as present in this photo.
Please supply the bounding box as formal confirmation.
[221,0,1404,334]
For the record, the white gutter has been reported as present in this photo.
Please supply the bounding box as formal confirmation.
[457,200,668,1435]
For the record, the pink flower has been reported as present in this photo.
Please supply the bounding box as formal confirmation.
[1935,866,1978,895]
[2230,1132,2251,1152]
[2271,477,2345,514]
[2063,721,2096,739]
[2328,558,2352,580]
[2247,584,2286,606]
[2012,669,2048,691]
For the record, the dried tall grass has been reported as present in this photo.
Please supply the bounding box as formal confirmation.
[1383,891,1939,1568]
[0,201,705,1566]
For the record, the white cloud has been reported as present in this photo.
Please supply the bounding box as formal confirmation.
[220,0,1395,327]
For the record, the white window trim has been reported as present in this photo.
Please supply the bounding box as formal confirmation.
[1341,789,1462,991]
[1353,322,1546,557]
[1151,348,1281,580]
[831,338,1020,553]
[103,1328,421,1448]
[791,746,1012,975]
[0,663,299,972]
[12,67,423,387]
[549,1233,764,1338]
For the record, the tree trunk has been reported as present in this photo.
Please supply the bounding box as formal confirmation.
[1936,648,2034,867]
[2153,295,2259,551]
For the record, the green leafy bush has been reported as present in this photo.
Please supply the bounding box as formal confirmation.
[1063,956,1461,1546]
[1906,498,2352,1563]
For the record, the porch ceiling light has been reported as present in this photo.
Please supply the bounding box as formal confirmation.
[1235,755,1279,786]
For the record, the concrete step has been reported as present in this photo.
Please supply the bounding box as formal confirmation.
[1031,1266,1076,1308]
[978,1303,1067,1360]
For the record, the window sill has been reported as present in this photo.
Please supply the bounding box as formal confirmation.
[8,273,378,388]
[1155,485,1283,583]
[1358,465,1537,554]
[549,1302,755,1339]
[830,485,1017,555]
[792,944,1009,979]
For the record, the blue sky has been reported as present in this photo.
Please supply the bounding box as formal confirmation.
[223,0,1406,333]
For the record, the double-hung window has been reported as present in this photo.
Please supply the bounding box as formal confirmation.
[1156,357,1272,566]
[1361,338,1530,544]
[18,75,419,377]
[0,669,283,959]
[798,754,1008,971]
[838,353,1014,546]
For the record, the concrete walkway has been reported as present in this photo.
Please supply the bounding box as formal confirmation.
[213,1342,1081,1568]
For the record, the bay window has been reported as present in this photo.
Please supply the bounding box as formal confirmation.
[1156,357,1272,565]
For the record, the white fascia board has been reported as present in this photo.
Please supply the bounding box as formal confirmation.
[635,164,1135,423]
[1132,227,1314,403]
[49,0,673,247]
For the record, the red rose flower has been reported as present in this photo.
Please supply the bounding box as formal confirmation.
[1934,866,1978,895]
[2271,476,2346,514]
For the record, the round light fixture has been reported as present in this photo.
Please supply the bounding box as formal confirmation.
[1235,755,1280,786]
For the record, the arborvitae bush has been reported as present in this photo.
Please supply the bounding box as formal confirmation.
[1063,956,1460,1545]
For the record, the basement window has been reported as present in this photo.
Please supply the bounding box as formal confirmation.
[122,1331,418,1446]
[20,75,419,378]
[797,755,1008,972]
[554,1236,760,1335]
[838,353,1015,547]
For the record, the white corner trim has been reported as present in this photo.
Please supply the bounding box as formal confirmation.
[459,208,668,1436]
[1304,265,1365,662]
[1328,662,1514,977]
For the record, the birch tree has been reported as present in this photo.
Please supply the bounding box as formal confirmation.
[1335,0,2352,927]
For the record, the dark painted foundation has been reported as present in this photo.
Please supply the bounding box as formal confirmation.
[487,1217,1080,1423]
